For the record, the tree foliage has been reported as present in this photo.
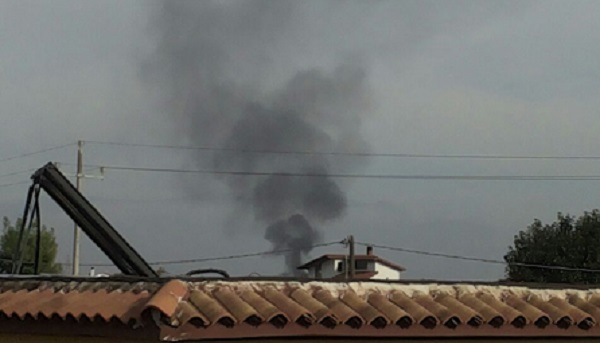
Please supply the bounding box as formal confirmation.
[504,210,600,284]
[0,217,62,274]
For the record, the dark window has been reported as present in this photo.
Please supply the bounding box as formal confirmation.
[355,260,368,271]
[337,259,369,272]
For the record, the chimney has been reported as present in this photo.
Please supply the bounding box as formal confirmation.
[366,246,373,256]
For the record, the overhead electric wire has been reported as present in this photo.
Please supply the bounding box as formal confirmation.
[0,143,75,164]
[0,168,38,179]
[62,239,600,274]
[65,164,600,181]
[62,241,341,267]
[357,242,600,274]
[0,180,31,189]
[86,140,600,161]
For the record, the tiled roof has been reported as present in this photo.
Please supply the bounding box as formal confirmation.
[0,279,160,325]
[4,278,600,341]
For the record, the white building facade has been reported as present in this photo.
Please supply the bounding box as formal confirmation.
[298,247,404,280]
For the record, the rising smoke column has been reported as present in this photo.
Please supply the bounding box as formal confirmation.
[144,1,370,275]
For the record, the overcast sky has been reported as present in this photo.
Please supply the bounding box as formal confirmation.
[1,0,600,280]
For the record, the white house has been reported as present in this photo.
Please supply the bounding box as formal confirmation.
[297,246,405,280]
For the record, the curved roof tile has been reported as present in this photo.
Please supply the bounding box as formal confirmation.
[6,279,600,340]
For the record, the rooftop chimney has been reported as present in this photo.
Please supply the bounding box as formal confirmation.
[366,246,373,256]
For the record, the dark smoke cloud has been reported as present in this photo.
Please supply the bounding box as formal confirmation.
[265,214,321,273]
[145,1,370,275]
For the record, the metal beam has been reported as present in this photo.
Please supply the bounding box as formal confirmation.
[31,162,157,277]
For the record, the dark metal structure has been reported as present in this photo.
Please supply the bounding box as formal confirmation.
[12,162,158,277]
[185,268,230,278]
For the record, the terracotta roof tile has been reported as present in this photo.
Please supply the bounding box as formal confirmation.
[174,301,207,328]
[188,289,235,327]
[570,295,600,329]
[458,293,504,327]
[213,288,262,325]
[436,293,483,327]
[367,293,413,328]
[0,280,157,326]
[144,280,188,319]
[341,291,388,328]
[7,279,600,340]
[504,294,550,328]
[528,294,572,328]
[264,288,314,327]
[289,288,337,327]
[314,288,363,328]
[389,291,438,328]
[477,292,527,327]
[239,290,288,327]
[549,296,595,329]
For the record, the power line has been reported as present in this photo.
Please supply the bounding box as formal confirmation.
[0,143,75,164]
[0,180,31,189]
[61,239,600,274]
[69,164,600,181]
[1,167,41,178]
[86,140,600,161]
[357,242,600,274]
[0,168,37,179]
[62,241,341,267]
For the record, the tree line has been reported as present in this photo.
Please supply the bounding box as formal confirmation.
[504,210,600,284]
[0,217,61,274]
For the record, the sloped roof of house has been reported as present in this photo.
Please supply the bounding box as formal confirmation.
[3,277,600,341]
[297,254,407,272]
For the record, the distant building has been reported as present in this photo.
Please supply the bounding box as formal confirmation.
[297,246,405,280]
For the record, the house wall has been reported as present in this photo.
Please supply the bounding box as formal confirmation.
[309,259,400,280]
[318,259,337,279]
[374,262,401,280]
[307,260,338,279]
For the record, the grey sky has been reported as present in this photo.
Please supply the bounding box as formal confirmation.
[1,0,600,280]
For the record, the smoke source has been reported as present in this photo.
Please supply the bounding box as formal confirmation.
[145,1,370,275]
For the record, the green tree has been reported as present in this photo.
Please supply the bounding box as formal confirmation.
[0,217,62,274]
[504,210,600,284]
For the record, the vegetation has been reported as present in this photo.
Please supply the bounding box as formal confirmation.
[504,210,600,284]
[0,217,62,274]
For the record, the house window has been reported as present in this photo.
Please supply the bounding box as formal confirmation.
[336,260,369,272]
[355,260,368,271]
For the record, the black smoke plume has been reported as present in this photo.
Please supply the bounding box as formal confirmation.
[144,1,370,275]
[265,214,321,273]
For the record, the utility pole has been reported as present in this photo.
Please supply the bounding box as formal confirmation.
[72,140,83,276]
[56,140,104,276]
[343,235,355,280]
[349,235,355,279]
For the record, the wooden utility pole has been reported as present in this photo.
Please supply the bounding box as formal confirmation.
[348,235,355,279]
[61,140,103,276]
[342,235,355,280]
[72,140,83,276]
